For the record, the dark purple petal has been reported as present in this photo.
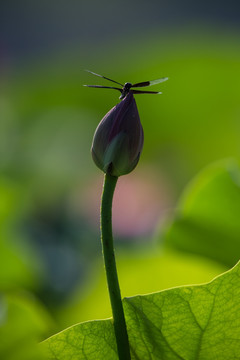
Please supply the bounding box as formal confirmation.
[91,92,144,177]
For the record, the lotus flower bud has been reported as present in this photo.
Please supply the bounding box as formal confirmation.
[91,92,144,177]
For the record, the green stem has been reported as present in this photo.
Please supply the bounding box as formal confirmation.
[101,173,131,360]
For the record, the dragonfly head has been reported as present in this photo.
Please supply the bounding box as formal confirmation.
[119,82,133,100]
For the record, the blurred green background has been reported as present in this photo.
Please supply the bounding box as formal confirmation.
[1,0,240,358]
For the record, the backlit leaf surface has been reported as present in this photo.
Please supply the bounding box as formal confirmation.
[42,261,240,359]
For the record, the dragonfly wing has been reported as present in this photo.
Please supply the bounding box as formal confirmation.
[83,85,122,93]
[131,90,162,95]
[132,77,168,88]
[85,70,123,87]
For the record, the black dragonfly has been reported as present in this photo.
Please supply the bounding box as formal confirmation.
[84,70,168,100]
